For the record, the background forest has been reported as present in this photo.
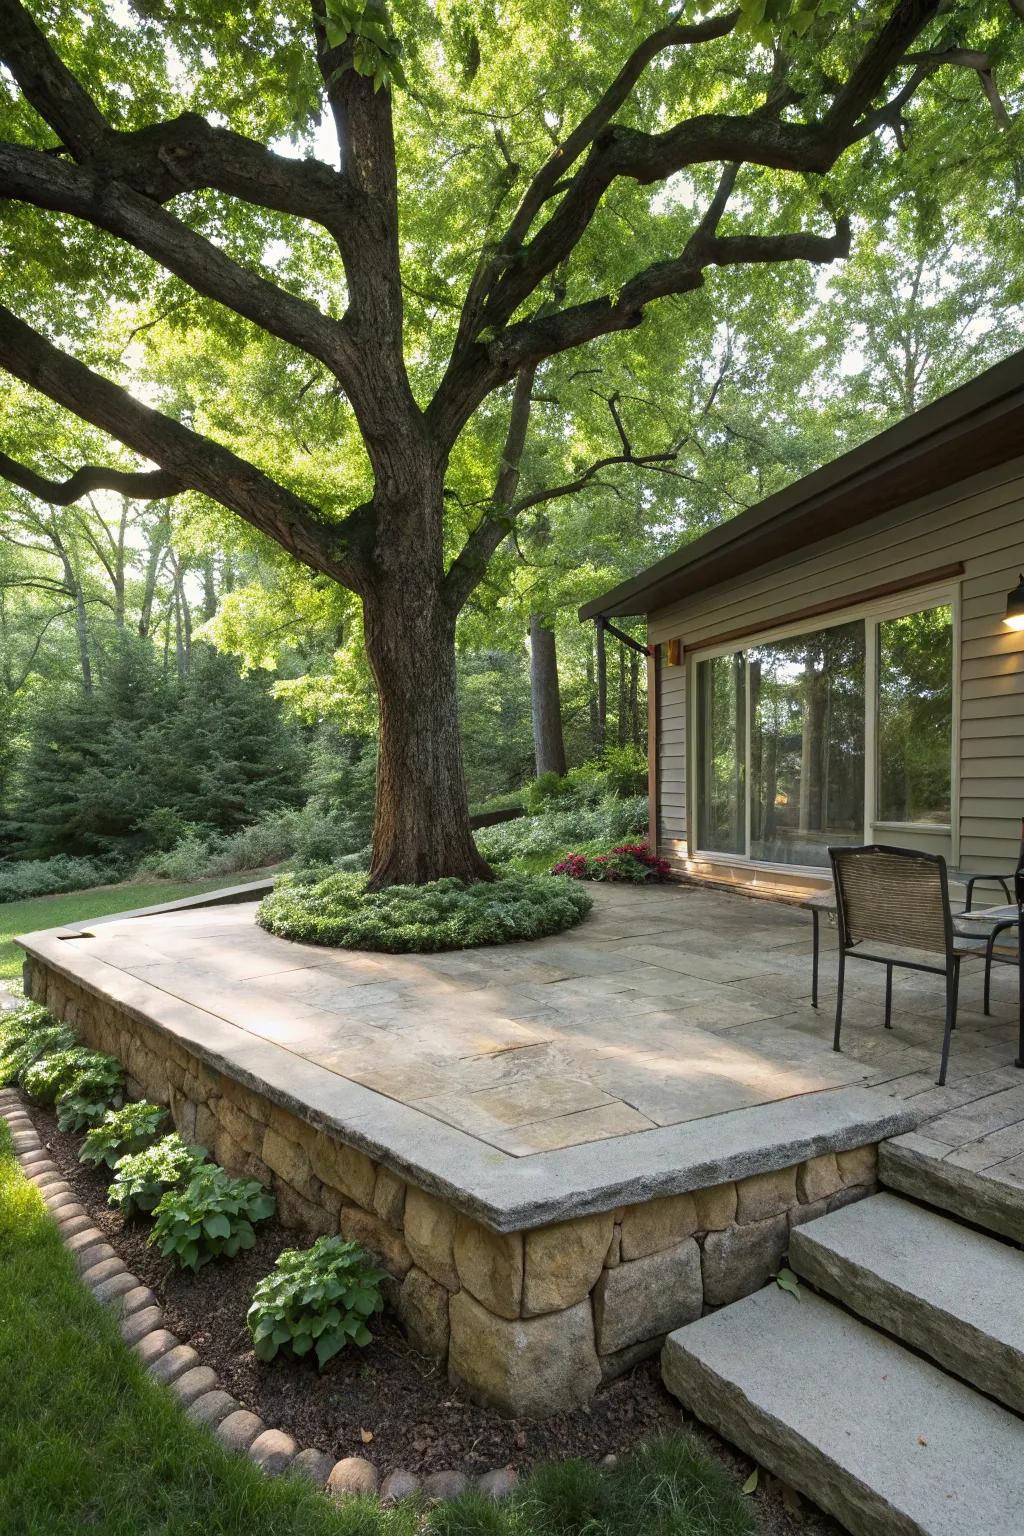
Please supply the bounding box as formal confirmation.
[2,203,1023,901]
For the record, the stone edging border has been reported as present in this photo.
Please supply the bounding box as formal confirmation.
[0,1087,518,1507]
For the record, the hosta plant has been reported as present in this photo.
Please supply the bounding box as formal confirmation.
[149,1164,276,1270]
[21,1046,118,1107]
[108,1134,208,1218]
[55,1052,126,1132]
[80,1101,168,1170]
[247,1236,386,1367]
[0,1019,76,1086]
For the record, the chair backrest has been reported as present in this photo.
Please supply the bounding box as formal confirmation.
[1016,818,1024,909]
[829,844,954,957]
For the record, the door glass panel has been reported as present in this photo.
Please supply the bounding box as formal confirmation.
[877,604,953,824]
[749,621,865,864]
[695,652,745,854]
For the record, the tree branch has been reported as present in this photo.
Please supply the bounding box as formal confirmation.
[0,143,360,389]
[443,382,676,613]
[0,304,370,590]
[0,450,182,507]
[0,0,362,250]
[455,7,741,347]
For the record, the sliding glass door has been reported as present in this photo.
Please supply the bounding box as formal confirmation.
[748,622,865,864]
[695,651,745,854]
[692,598,954,869]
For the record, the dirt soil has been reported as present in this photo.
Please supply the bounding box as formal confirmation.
[28,1103,841,1536]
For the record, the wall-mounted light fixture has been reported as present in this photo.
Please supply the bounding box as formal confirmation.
[665,638,682,667]
[1005,572,1024,631]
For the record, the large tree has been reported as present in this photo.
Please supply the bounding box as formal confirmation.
[0,0,1020,886]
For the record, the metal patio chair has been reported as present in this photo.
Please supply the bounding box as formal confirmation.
[829,844,989,1087]
[952,822,1024,1017]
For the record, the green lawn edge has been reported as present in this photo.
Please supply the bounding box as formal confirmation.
[0,875,273,983]
[0,1116,755,1536]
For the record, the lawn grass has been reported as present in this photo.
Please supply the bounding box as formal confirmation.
[0,1116,755,1536]
[0,877,270,984]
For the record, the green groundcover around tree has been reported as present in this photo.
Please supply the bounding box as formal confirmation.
[257,871,593,953]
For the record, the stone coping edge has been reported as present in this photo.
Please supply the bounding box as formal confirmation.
[18,930,919,1233]
[59,879,277,929]
[0,1089,516,1507]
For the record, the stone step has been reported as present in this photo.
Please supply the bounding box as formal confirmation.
[879,1133,1024,1244]
[662,1286,1023,1536]
[789,1191,1024,1414]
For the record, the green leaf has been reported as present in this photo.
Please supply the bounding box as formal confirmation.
[742,1469,759,1496]
[315,1331,347,1368]
[204,1213,232,1240]
[775,1268,801,1300]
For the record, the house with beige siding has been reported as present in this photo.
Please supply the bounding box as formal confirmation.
[581,350,1024,898]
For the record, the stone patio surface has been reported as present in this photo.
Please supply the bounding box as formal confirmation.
[22,882,1024,1227]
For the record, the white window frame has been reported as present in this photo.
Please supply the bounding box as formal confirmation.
[687,581,960,873]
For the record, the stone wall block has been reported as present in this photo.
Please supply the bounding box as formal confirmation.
[448,1290,600,1418]
[620,1192,698,1260]
[836,1144,877,1188]
[372,1167,406,1228]
[261,1128,316,1200]
[397,1266,450,1360]
[735,1166,797,1224]
[404,1188,459,1290]
[593,1238,702,1355]
[217,1099,265,1156]
[454,1215,523,1320]
[276,1183,337,1236]
[340,1205,412,1278]
[694,1182,737,1231]
[309,1133,376,1211]
[797,1153,843,1204]
[522,1212,613,1317]
[701,1214,788,1307]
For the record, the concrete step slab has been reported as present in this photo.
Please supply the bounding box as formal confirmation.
[880,1134,1024,1244]
[662,1285,1023,1536]
[790,1192,1024,1414]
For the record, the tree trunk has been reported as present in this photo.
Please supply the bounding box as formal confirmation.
[529,613,567,778]
[362,576,491,890]
[596,621,607,749]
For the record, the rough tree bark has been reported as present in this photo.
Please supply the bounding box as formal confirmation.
[0,0,991,884]
[529,614,567,778]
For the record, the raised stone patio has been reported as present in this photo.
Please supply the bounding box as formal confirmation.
[17,880,1024,1416]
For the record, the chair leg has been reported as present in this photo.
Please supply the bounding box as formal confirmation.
[938,961,960,1087]
[985,931,997,1016]
[811,910,819,1010]
[884,962,894,1029]
[833,950,846,1053]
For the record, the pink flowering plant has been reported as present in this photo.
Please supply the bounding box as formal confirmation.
[551,841,671,884]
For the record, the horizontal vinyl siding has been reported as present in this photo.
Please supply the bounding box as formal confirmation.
[656,660,687,850]
[648,455,1024,874]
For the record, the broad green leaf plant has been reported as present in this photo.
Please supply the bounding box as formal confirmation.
[149,1164,276,1270]
[247,1235,387,1367]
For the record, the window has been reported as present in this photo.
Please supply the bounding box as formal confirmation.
[692,596,954,867]
[877,604,953,825]
[695,651,745,854]
[749,622,865,864]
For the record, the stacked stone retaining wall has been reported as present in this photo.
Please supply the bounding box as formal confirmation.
[25,957,878,1418]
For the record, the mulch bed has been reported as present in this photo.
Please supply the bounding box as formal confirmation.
[26,1102,841,1534]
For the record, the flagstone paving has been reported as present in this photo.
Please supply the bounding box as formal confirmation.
[28,881,1024,1188]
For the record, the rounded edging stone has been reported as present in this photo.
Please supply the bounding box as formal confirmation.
[248,1428,299,1476]
[327,1456,380,1498]
[215,1409,265,1455]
